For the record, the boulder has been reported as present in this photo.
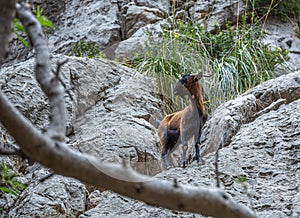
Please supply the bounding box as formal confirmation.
[0,54,164,170]
[47,0,121,55]
[114,21,166,61]
[0,55,164,216]
[193,0,246,32]
[261,19,300,75]
[8,168,87,217]
[200,71,300,156]
[120,3,165,39]
[6,0,248,63]
[67,57,164,174]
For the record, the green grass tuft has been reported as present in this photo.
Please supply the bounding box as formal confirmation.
[0,162,26,196]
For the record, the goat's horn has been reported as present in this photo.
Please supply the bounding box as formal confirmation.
[194,72,212,79]
[191,72,203,79]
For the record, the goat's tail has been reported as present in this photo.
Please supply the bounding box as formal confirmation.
[149,115,161,128]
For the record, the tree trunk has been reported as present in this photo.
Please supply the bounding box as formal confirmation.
[0,0,17,65]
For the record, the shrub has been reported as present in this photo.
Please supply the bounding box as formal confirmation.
[73,40,106,58]
[131,16,288,113]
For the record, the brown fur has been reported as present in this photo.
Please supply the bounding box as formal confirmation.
[158,74,207,167]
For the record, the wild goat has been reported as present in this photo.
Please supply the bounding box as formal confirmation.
[158,73,207,168]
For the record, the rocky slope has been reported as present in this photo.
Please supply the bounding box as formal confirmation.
[79,72,300,218]
[1,56,299,217]
[0,0,300,217]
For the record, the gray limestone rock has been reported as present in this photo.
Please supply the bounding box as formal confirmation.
[200,71,300,157]
[6,0,248,63]
[193,0,246,33]
[80,72,300,217]
[0,55,164,216]
[8,168,88,218]
[261,19,300,75]
[1,1,300,217]
[121,3,165,39]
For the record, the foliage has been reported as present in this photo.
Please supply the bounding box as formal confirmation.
[13,6,54,47]
[34,6,54,30]
[130,16,288,113]
[13,18,28,47]
[237,175,248,183]
[73,40,106,58]
[247,0,300,20]
[0,162,26,196]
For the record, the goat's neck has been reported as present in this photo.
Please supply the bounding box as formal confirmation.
[190,87,205,113]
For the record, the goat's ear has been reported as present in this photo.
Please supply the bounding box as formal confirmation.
[193,76,199,82]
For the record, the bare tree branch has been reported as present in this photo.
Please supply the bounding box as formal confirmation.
[0,0,17,65]
[0,3,257,218]
[16,2,66,141]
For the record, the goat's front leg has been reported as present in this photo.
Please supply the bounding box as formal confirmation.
[195,135,205,165]
[180,129,189,167]
[181,144,188,167]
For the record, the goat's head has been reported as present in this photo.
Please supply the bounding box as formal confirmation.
[174,73,203,98]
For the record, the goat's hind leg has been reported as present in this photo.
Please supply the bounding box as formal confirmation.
[162,146,172,169]
[161,129,174,169]
[195,143,201,163]
[162,152,172,169]
[195,141,204,165]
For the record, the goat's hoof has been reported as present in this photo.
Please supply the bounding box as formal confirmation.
[181,160,188,168]
[197,159,205,166]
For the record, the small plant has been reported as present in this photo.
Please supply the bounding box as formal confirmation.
[237,175,248,183]
[237,175,248,193]
[73,40,106,58]
[13,5,54,47]
[0,162,26,196]
[236,175,253,203]
[34,6,54,31]
[13,18,28,47]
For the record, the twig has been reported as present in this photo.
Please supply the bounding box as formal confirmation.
[215,147,220,188]
[53,59,69,78]
[39,172,54,183]
[0,147,20,156]
[52,59,74,101]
